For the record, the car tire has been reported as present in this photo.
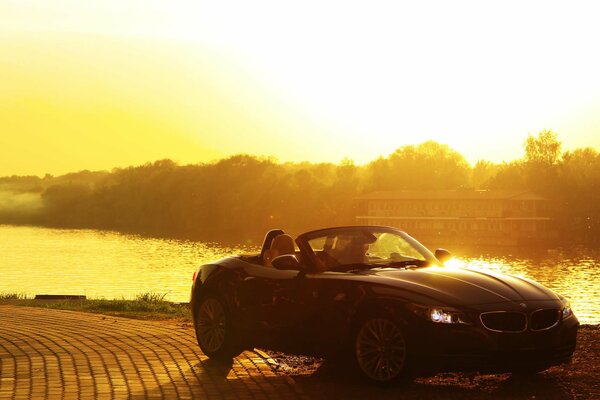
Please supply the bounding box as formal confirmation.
[352,315,409,384]
[195,295,243,359]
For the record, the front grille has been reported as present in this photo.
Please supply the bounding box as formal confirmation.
[531,309,560,331]
[480,311,527,332]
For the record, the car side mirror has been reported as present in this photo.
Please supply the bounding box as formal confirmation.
[435,248,452,263]
[272,254,302,270]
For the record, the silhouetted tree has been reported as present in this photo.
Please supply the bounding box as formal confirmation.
[555,148,600,244]
[1,134,598,245]
[522,129,562,195]
[525,129,561,165]
[471,160,499,189]
[366,141,470,191]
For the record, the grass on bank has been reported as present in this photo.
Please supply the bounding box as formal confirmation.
[0,292,191,321]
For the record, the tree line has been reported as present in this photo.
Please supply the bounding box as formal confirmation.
[1,130,598,245]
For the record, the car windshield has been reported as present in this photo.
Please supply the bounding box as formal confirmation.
[302,227,438,272]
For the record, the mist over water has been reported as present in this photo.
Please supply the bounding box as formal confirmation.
[1,225,598,324]
[0,190,43,215]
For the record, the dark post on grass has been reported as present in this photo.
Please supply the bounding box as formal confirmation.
[34,294,87,300]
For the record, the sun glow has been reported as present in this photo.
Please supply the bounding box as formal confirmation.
[1,1,600,175]
[442,258,465,269]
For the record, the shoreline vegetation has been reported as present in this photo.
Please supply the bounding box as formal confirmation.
[3,292,598,330]
[0,292,191,321]
[1,131,599,245]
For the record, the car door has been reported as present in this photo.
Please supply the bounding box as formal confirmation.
[302,271,366,346]
[237,262,316,332]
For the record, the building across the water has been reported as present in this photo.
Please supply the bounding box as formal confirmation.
[355,190,555,246]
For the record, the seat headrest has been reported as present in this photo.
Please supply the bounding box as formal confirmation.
[270,234,295,255]
[263,234,296,267]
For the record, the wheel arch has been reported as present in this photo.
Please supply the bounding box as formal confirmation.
[344,293,419,348]
[191,264,239,321]
[351,297,413,326]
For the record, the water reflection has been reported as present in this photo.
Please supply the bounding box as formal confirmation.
[0,225,256,304]
[1,225,598,324]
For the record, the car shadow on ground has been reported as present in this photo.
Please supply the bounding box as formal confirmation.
[132,356,304,400]
[135,355,575,400]
[288,360,573,400]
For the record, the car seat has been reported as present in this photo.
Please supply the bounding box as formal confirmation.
[263,234,295,267]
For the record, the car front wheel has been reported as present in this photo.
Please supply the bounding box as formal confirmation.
[354,316,408,384]
[195,295,242,359]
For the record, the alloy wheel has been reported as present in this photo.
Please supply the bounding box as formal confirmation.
[355,317,406,382]
[197,298,227,353]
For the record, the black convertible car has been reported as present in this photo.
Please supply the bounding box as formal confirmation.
[190,226,578,383]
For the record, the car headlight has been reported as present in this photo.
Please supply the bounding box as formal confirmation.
[562,302,573,319]
[408,304,471,325]
[431,308,459,324]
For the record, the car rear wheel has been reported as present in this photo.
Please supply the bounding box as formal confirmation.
[195,296,242,359]
[354,317,408,384]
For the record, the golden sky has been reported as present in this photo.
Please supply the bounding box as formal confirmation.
[1,1,600,176]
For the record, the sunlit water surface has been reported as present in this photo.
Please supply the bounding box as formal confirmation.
[0,225,253,304]
[1,225,598,324]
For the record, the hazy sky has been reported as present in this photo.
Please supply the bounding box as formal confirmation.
[1,0,599,176]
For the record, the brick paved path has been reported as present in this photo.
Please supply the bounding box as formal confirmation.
[0,305,305,399]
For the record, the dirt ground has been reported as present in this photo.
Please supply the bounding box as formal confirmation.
[268,324,600,400]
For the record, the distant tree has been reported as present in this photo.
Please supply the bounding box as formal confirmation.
[41,182,93,226]
[471,160,500,189]
[523,130,562,194]
[556,148,600,244]
[364,156,391,191]
[326,158,360,226]
[2,133,599,245]
[366,141,470,191]
[524,129,562,165]
[488,161,527,190]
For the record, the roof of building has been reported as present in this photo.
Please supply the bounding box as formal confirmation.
[355,190,547,201]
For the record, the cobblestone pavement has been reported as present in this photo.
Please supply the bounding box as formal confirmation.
[0,305,305,399]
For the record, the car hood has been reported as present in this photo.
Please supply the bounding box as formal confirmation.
[341,266,560,306]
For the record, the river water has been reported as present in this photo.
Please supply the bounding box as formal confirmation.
[1,225,598,324]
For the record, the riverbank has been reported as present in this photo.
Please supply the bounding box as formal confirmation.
[0,293,191,321]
